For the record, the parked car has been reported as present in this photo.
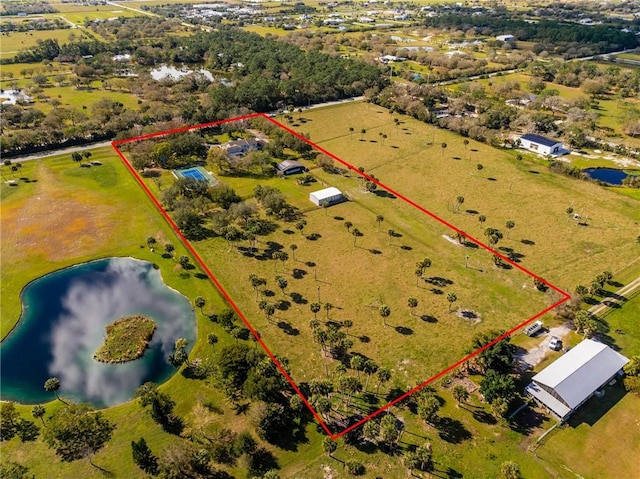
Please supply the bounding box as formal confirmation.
[549,336,562,351]
[524,320,543,336]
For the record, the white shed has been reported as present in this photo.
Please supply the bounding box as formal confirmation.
[496,34,515,42]
[309,187,343,206]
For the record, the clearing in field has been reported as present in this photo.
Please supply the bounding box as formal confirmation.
[113,113,567,437]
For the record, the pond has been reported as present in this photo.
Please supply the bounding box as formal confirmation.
[0,258,196,407]
[583,167,629,185]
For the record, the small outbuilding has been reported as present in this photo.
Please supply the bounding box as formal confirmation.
[519,133,568,157]
[275,160,306,176]
[525,339,629,422]
[496,34,515,42]
[309,187,343,207]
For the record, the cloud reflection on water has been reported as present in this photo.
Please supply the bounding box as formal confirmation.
[47,258,195,406]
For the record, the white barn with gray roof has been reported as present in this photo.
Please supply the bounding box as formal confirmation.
[525,339,629,422]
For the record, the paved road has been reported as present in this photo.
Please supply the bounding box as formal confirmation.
[6,141,114,163]
[589,275,640,317]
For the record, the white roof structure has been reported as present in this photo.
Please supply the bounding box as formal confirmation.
[309,187,343,206]
[526,339,629,420]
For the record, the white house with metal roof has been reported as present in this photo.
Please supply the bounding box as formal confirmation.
[525,339,629,422]
[519,133,568,157]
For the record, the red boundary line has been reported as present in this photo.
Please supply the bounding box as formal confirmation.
[112,113,570,440]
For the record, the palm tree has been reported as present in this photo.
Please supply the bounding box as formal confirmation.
[478,215,487,227]
[455,195,465,212]
[351,228,361,246]
[381,133,387,145]
[452,385,469,406]
[360,128,367,141]
[194,296,205,313]
[178,255,189,269]
[164,242,175,258]
[350,355,366,379]
[387,229,395,245]
[71,151,83,165]
[379,304,391,327]
[310,302,321,319]
[146,236,156,250]
[363,359,378,390]
[376,215,384,232]
[32,405,46,426]
[441,142,447,155]
[207,333,218,349]
[344,221,353,232]
[295,220,306,236]
[265,304,276,322]
[447,292,457,312]
[349,127,354,140]
[343,319,353,334]
[463,139,469,149]
[290,244,298,260]
[324,302,333,319]
[415,267,424,286]
[276,276,288,295]
[505,220,515,238]
[408,297,418,316]
[376,368,391,394]
[44,377,64,403]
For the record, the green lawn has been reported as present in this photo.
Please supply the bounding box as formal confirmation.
[0,29,75,58]
[288,102,640,292]
[536,382,640,479]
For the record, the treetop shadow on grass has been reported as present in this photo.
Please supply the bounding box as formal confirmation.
[276,320,299,336]
[291,268,307,279]
[465,209,479,215]
[508,406,546,435]
[289,292,307,304]
[472,409,498,425]
[374,190,397,199]
[436,416,472,444]
[521,239,535,245]
[420,314,438,323]
[567,382,627,428]
[306,233,322,241]
[395,326,413,335]
[400,245,413,250]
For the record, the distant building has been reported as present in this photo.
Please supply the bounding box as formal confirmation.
[496,34,515,42]
[379,54,406,63]
[519,133,567,157]
[309,187,343,206]
[526,339,629,422]
[276,160,306,176]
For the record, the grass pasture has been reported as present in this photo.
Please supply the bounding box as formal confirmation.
[120,117,561,431]
[289,102,640,292]
[0,29,75,58]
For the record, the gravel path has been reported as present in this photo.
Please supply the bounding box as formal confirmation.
[516,324,572,372]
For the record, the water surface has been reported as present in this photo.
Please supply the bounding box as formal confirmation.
[583,167,629,185]
[0,258,195,407]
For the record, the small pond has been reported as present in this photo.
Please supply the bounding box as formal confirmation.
[583,167,629,185]
[0,258,196,407]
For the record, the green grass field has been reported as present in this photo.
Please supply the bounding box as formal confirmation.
[0,143,555,479]
[0,29,75,58]
[536,376,640,479]
[288,102,640,292]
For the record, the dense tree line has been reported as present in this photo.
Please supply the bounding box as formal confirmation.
[424,14,638,55]
[0,18,70,32]
[1,26,385,156]
[0,2,56,15]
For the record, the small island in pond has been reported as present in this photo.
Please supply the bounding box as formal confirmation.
[94,315,156,363]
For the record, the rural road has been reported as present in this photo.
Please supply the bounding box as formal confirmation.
[6,141,114,163]
[589,275,640,317]
[517,274,640,370]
